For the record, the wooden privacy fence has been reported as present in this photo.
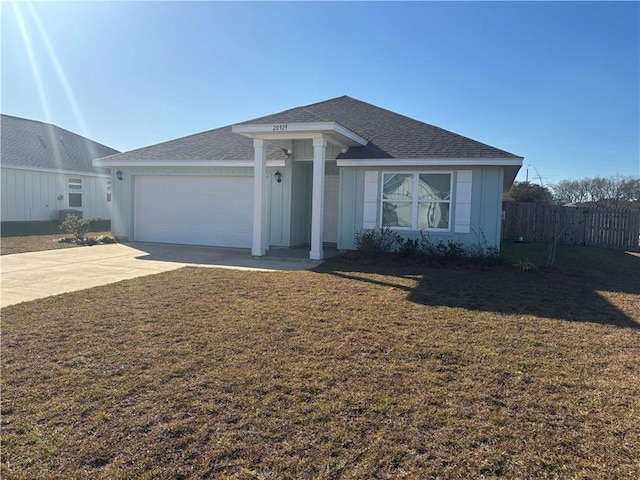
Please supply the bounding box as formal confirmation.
[502,202,640,250]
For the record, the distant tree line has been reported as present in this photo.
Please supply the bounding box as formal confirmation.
[504,175,640,210]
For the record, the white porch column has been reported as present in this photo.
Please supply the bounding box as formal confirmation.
[252,138,268,256]
[310,137,327,260]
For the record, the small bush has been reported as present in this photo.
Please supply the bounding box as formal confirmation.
[444,240,467,258]
[397,238,420,259]
[353,228,504,266]
[354,227,401,256]
[59,214,91,244]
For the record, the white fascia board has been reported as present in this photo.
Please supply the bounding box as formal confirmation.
[92,159,286,168]
[2,163,110,178]
[336,158,524,167]
[232,122,368,146]
[233,122,335,135]
[332,123,368,146]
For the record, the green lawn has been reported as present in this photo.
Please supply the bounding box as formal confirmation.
[500,240,639,274]
[1,246,639,479]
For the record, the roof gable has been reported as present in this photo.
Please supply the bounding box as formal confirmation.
[1,114,119,174]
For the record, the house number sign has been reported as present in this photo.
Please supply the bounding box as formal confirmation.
[272,124,288,131]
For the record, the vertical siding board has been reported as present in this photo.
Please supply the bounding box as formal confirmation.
[34,172,42,220]
[2,169,12,220]
[30,172,37,221]
[454,170,472,233]
[19,170,26,220]
[1,170,7,220]
[362,171,379,229]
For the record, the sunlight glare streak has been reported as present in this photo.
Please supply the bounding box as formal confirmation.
[12,1,50,121]
[11,1,64,168]
[24,1,101,162]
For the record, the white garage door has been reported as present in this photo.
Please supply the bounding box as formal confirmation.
[134,175,253,248]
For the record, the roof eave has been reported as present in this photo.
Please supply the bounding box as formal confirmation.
[3,163,110,177]
[336,157,524,167]
[93,159,286,168]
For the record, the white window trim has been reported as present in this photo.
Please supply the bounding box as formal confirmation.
[380,171,453,231]
[106,179,112,202]
[68,178,83,208]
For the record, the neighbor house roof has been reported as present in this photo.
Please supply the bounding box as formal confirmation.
[1,114,119,174]
[95,96,522,164]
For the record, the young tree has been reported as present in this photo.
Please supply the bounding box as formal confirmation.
[59,214,91,244]
[504,181,553,203]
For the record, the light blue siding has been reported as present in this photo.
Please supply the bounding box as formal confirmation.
[338,169,365,250]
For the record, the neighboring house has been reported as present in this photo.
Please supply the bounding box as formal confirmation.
[1,114,119,222]
[95,96,523,259]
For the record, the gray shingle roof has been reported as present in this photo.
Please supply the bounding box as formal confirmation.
[241,96,522,159]
[98,96,522,163]
[1,114,119,174]
[97,125,289,163]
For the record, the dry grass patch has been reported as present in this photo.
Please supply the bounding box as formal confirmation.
[2,259,639,479]
[1,232,111,255]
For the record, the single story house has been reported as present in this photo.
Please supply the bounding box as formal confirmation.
[95,96,523,259]
[1,114,119,223]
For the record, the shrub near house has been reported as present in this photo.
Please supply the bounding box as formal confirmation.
[352,227,501,265]
[58,214,115,246]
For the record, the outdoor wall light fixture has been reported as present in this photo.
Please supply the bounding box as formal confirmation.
[116,170,123,181]
[274,171,282,183]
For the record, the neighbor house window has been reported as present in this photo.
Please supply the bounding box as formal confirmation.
[106,179,112,202]
[68,178,82,208]
[381,172,451,230]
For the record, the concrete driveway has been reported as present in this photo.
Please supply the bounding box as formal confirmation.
[0,242,317,308]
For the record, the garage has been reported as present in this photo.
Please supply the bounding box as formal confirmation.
[134,175,253,247]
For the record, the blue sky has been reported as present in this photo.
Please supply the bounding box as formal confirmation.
[2,1,639,184]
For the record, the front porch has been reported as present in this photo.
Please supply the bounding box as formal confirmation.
[232,121,368,260]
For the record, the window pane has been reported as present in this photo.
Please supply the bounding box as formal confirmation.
[69,193,82,208]
[383,201,412,227]
[69,178,82,192]
[418,202,449,229]
[383,174,413,200]
[418,174,451,200]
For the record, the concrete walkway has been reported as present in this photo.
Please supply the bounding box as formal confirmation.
[0,242,320,308]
